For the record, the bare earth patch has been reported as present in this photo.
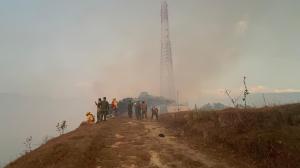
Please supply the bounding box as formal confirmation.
[6,118,250,168]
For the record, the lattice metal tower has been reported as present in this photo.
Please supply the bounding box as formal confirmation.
[160,1,176,101]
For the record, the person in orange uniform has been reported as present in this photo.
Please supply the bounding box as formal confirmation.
[111,98,118,117]
[86,112,95,124]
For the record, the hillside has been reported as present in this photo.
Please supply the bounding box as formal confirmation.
[160,103,300,168]
[6,118,247,168]
[6,104,300,168]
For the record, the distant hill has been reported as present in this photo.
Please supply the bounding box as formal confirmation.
[220,92,300,108]
[200,102,228,111]
[247,92,300,107]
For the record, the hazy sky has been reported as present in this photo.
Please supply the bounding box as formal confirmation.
[0,0,300,164]
[1,0,300,101]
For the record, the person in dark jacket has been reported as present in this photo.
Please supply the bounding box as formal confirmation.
[135,101,142,120]
[141,101,148,119]
[95,98,102,123]
[151,106,159,120]
[101,97,109,121]
[128,100,133,118]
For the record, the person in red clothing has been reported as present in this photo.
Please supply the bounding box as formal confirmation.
[111,98,118,117]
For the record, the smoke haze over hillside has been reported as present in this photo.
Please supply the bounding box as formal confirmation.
[1,0,299,101]
[1,0,300,164]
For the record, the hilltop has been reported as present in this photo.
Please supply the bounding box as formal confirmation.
[6,119,244,168]
[6,104,300,168]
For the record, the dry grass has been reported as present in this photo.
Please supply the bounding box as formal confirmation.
[6,123,106,168]
[5,118,151,168]
[160,103,300,168]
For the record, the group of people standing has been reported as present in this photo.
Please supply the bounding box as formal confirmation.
[95,97,110,122]
[88,98,159,124]
[94,97,118,123]
[127,100,159,120]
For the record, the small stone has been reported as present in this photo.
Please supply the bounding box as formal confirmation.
[158,133,165,137]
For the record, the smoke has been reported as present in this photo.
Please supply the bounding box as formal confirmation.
[173,23,243,103]
[77,1,247,104]
[79,32,161,100]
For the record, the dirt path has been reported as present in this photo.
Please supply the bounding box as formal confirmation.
[95,118,233,168]
[7,117,244,168]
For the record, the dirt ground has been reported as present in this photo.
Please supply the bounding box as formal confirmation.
[7,117,248,168]
[96,118,228,168]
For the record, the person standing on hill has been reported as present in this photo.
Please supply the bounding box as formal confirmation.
[95,98,102,123]
[128,100,133,118]
[141,101,148,119]
[135,101,142,120]
[151,106,159,120]
[101,97,109,121]
[111,98,118,117]
[134,102,138,120]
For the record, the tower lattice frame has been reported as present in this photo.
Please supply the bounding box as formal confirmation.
[160,1,176,101]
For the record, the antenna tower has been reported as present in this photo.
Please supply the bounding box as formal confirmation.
[160,1,176,101]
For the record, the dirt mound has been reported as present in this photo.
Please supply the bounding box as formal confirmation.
[160,103,300,168]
